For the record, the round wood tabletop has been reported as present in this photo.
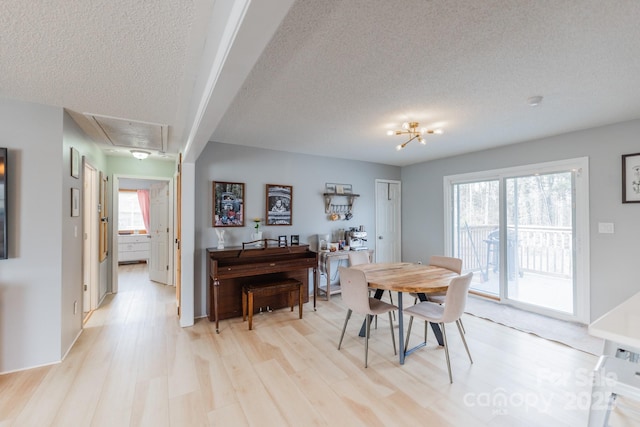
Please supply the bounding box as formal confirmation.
[349,262,458,293]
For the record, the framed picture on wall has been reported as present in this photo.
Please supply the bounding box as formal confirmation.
[213,181,245,226]
[622,153,640,203]
[266,184,292,225]
[325,183,336,194]
[325,182,352,194]
[99,171,108,261]
[71,147,80,179]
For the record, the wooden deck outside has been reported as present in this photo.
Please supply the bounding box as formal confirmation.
[469,269,573,314]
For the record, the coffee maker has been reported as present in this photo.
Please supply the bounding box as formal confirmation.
[347,226,368,251]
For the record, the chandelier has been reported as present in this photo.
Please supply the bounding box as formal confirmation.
[387,122,443,151]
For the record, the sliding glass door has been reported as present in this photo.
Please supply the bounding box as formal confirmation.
[446,158,589,322]
[452,180,500,296]
[505,172,574,313]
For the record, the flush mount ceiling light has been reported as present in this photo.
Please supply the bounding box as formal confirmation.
[131,150,151,160]
[387,122,443,151]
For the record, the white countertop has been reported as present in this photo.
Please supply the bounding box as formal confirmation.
[589,291,640,352]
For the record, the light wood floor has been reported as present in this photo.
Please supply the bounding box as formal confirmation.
[1,264,636,426]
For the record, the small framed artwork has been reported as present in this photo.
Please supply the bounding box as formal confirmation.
[70,147,80,179]
[213,181,245,226]
[325,183,336,194]
[290,235,300,245]
[622,153,640,203]
[71,188,80,217]
[266,184,292,225]
[278,235,288,247]
[325,183,352,194]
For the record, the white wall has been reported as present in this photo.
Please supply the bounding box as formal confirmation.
[0,101,113,373]
[61,112,109,356]
[402,118,640,321]
[107,156,176,178]
[194,142,401,317]
[181,161,195,327]
[0,99,63,372]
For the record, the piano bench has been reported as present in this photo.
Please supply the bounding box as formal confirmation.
[242,279,304,330]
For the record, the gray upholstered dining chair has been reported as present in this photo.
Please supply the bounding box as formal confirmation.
[404,272,474,383]
[408,256,463,340]
[337,266,398,368]
[428,255,463,275]
[347,250,370,266]
[348,251,395,320]
[409,256,463,302]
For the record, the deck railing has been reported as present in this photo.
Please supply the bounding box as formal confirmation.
[455,224,573,279]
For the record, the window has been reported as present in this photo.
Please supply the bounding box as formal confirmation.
[118,190,145,232]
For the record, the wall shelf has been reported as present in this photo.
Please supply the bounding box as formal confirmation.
[323,192,359,214]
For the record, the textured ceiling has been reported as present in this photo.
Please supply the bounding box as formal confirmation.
[2,1,640,166]
[212,0,640,166]
[0,1,196,122]
[0,0,201,158]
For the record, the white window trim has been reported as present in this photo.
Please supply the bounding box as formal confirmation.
[443,157,590,323]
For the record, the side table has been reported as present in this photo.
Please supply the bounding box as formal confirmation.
[315,249,373,301]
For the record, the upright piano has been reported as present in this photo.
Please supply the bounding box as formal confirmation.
[206,243,317,333]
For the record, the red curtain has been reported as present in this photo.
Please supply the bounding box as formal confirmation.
[137,190,150,233]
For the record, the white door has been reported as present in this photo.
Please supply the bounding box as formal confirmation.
[375,179,402,263]
[82,163,99,315]
[149,181,170,284]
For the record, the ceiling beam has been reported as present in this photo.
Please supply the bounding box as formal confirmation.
[180,0,296,163]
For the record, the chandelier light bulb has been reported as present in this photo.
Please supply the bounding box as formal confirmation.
[388,120,443,150]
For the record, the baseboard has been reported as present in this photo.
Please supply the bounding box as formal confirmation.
[0,359,60,375]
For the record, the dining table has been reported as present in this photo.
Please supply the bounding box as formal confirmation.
[349,262,460,364]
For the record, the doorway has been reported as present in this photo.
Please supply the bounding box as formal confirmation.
[375,179,402,263]
[445,157,590,323]
[82,161,99,321]
[112,175,174,293]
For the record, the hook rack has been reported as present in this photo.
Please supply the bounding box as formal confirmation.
[323,193,359,214]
